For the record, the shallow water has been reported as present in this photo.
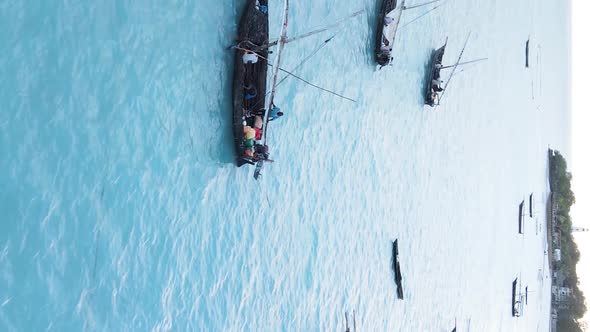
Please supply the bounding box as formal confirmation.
[0,0,570,331]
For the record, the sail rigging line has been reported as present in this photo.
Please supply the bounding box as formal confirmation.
[440,57,487,69]
[233,44,356,104]
[403,0,440,10]
[267,9,364,47]
[228,9,363,51]
[437,31,471,104]
[246,31,341,111]
[397,5,441,31]
[275,32,340,89]
[271,65,357,102]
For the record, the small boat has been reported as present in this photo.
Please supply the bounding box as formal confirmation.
[424,34,486,107]
[518,200,524,234]
[391,240,404,299]
[375,0,440,67]
[529,193,534,218]
[511,278,518,316]
[424,38,448,106]
[344,310,356,332]
[525,38,530,68]
[232,0,270,168]
[375,0,403,66]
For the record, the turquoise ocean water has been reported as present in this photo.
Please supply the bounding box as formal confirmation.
[1,0,570,331]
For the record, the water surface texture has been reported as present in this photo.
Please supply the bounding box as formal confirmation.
[0,0,570,331]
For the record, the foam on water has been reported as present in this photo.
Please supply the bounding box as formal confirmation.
[1,0,570,331]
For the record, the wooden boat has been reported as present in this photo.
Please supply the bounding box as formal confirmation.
[375,0,404,66]
[391,240,404,299]
[344,310,356,332]
[525,38,530,68]
[232,2,360,178]
[511,278,520,317]
[529,193,534,218]
[424,38,448,106]
[232,0,270,167]
[518,200,524,234]
[424,34,486,107]
[375,0,440,67]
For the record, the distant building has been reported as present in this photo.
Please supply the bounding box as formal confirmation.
[553,248,561,262]
[552,286,572,302]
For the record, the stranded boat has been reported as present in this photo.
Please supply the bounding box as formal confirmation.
[391,240,404,299]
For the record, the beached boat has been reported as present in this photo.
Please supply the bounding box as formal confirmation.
[424,38,447,106]
[391,240,404,299]
[232,0,270,167]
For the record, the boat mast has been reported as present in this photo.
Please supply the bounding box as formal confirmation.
[437,32,471,104]
[262,0,290,144]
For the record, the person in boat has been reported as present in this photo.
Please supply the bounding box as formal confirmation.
[384,16,394,26]
[432,79,444,92]
[244,84,257,101]
[242,50,259,64]
[251,104,283,121]
[255,0,268,13]
[254,144,270,160]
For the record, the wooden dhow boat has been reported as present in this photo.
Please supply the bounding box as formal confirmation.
[232,1,360,178]
[375,0,440,67]
[391,239,404,299]
[232,0,270,168]
[424,33,486,107]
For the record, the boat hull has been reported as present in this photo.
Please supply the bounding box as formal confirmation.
[424,40,447,106]
[391,240,404,299]
[375,0,399,66]
[232,0,269,167]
